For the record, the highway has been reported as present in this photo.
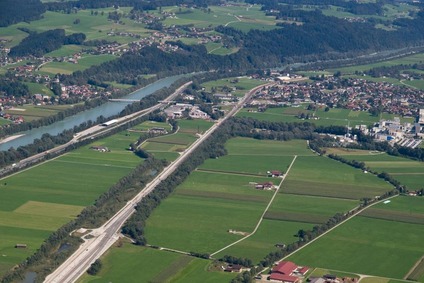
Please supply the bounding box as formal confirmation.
[44,81,272,283]
[0,82,192,177]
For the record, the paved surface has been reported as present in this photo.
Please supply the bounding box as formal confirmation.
[45,82,272,283]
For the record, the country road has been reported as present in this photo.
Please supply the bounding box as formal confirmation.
[44,81,273,283]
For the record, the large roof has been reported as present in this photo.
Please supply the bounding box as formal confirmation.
[272,261,297,275]
[269,273,299,283]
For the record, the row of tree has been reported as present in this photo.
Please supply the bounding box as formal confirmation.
[9,29,86,57]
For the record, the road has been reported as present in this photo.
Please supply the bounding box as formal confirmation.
[44,81,271,283]
[0,82,192,176]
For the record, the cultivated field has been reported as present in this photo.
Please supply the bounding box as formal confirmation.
[282,156,393,200]
[288,196,424,280]
[141,119,214,161]
[78,242,236,283]
[4,104,75,121]
[237,106,414,127]
[0,129,144,276]
[330,151,424,190]
[201,76,265,97]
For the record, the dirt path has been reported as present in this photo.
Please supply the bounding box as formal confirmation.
[210,155,298,257]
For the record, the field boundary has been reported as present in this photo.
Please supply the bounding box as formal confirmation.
[196,168,265,177]
[405,256,424,280]
[210,155,298,257]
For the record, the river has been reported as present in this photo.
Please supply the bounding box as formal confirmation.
[0,74,186,151]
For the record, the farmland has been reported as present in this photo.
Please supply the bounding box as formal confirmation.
[78,242,236,283]
[237,106,414,127]
[328,150,424,190]
[201,77,265,97]
[159,4,280,32]
[288,196,424,280]
[3,104,76,121]
[141,119,214,162]
[0,127,144,275]
[282,155,393,200]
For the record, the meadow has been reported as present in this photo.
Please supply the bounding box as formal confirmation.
[0,128,143,275]
[282,156,393,199]
[4,104,75,121]
[141,119,214,161]
[288,196,424,280]
[159,4,279,32]
[332,151,424,190]
[39,54,117,75]
[201,76,264,97]
[78,242,236,283]
[237,106,414,127]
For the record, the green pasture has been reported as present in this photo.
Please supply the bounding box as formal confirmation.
[4,104,74,121]
[0,129,144,276]
[177,119,214,134]
[25,82,54,96]
[168,257,237,283]
[160,4,278,31]
[330,52,424,74]
[177,171,274,201]
[283,156,393,199]
[340,153,424,190]
[402,79,424,90]
[144,193,270,254]
[142,141,186,152]
[360,278,411,283]
[150,151,180,162]
[149,132,197,145]
[46,44,85,57]
[308,268,359,280]
[0,118,12,126]
[215,219,314,263]
[199,154,293,176]
[78,244,181,283]
[237,106,413,127]
[288,215,424,279]
[266,194,358,224]
[0,8,151,48]
[39,54,117,75]
[201,76,264,97]
[130,120,171,132]
[104,81,134,89]
[0,226,51,275]
[225,137,313,156]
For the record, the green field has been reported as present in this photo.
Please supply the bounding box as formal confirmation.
[4,104,75,121]
[159,4,279,32]
[333,151,424,190]
[46,44,85,57]
[283,156,393,199]
[288,196,424,280]
[237,106,413,127]
[25,82,54,96]
[78,243,236,283]
[39,54,117,75]
[201,76,264,97]
[0,8,151,48]
[130,120,172,132]
[0,129,143,275]
[140,119,214,161]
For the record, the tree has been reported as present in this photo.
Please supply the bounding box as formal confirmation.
[87,259,102,275]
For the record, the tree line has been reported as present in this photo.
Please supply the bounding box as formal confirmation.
[0,0,45,27]
[9,29,86,57]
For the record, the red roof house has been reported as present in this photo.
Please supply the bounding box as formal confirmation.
[269,273,299,283]
[272,261,297,275]
[298,266,309,275]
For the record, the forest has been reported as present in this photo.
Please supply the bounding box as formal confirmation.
[9,29,86,57]
[0,0,45,27]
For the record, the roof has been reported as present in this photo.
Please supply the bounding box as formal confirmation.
[272,261,297,275]
[269,273,299,283]
[298,266,309,274]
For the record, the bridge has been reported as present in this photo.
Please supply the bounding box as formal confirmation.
[108,99,140,102]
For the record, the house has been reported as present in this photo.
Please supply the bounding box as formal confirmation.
[269,273,299,283]
[15,244,27,248]
[224,264,242,273]
[272,261,297,275]
[255,181,274,190]
[268,170,282,177]
[298,266,309,275]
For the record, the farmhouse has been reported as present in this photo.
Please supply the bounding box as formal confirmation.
[255,181,274,190]
[268,170,282,177]
[268,261,309,282]
[269,273,299,283]
[224,264,242,273]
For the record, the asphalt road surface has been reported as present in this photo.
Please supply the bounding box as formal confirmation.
[44,82,272,283]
